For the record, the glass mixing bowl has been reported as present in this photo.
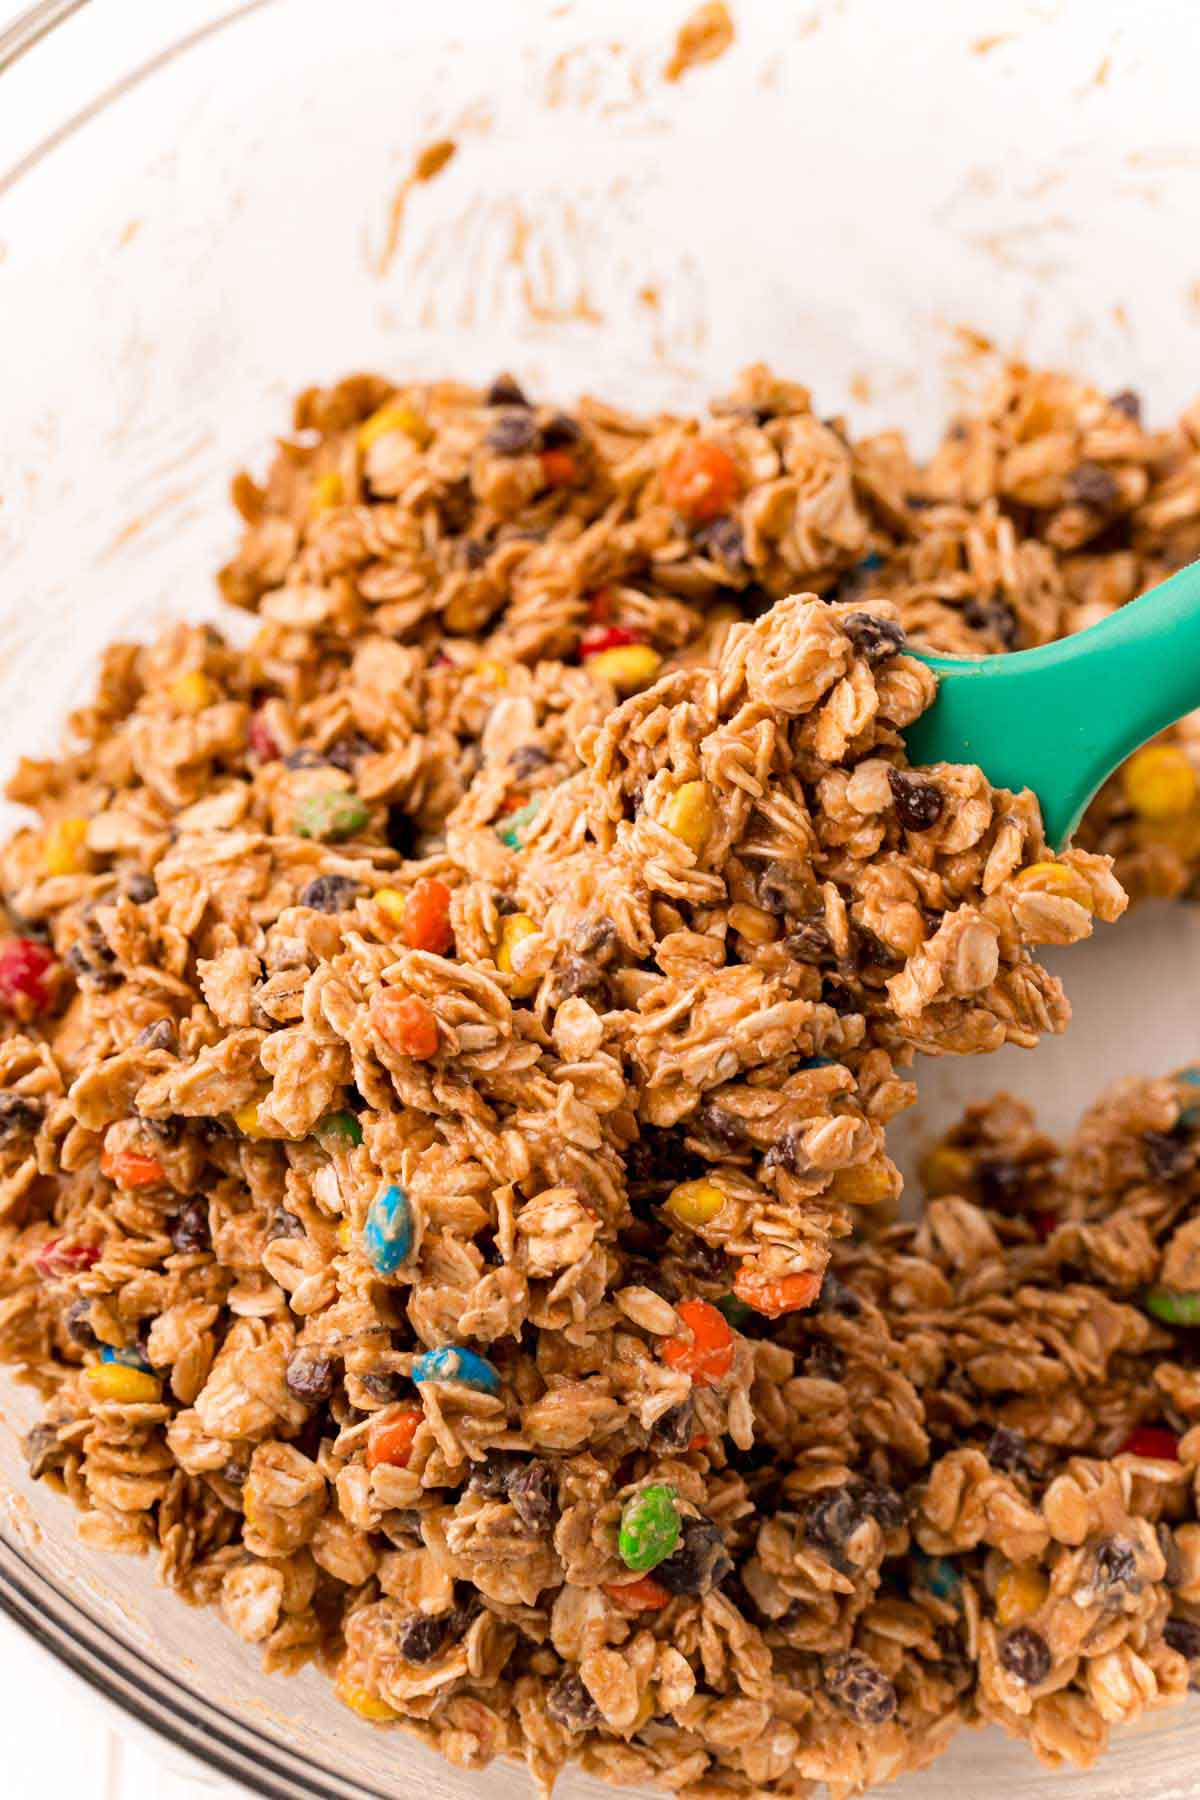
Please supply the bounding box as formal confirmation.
[2,0,1200,1793]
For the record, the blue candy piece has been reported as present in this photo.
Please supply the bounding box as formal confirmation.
[363,1183,414,1274]
[915,1552,960,1600]
[801,1056,835,1070]
[1177,1068,1200,1127]
[101,1344,152,1374]
[1178,1067,1200,1086]
[857,551,883,572]
[411,1346,500,1395]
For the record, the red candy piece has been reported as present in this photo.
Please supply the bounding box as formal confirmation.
[1119,1425,1180,1461]
[34,1239,100,1280]
[0,939,57,1016]
[248,710,281,763]
[579,625,643,661]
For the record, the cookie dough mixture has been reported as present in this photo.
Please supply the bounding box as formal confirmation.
[1,363,1198,1799]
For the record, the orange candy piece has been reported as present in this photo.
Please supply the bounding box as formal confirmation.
[662,1298,735,1387]
[402,878,454,956]
[366,1407,423,1471]
[662,442,740,521]
[733,1267,822,1318]
[100,1148,166,1189]
[372,990,440,1060]
[603,1575,670,1612]
[539,448,579,488]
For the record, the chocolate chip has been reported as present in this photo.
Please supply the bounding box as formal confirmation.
[507,1459,555,1531]
[1110,388,1142,423]
[298,874,362,914]
[267,1209,306,1241]
[651,1399,695,1452]
[963,596,1019,649]
[998,1625,1051,1685]
[486,374,530,408]
[326,734,374,772]
[655,1517,731,1596]
[1143,1128,1192,1182]
[546,1671,602,1732]
[1093,1537,1140,1595]
[64,1299,98,1349]
[396,1612,451,1663]
[888,766,944,831]
[486,412,541,456]
[169,1199,210,1254]
[134,1019,176,1052]
[985,1425,1029,1474]
[285,1351,336,1402]
[840,612,907,665]
[1165,1616,1200,1661]
[822,1650,897,1725]
[123,872,157,903]
[694,516,749,574]
[508,744,551,779]
[0,1092,43,1140]
[1066,461,1120,510]
[977,1159,1027,1212]
[25,1423,65,1482]
[541,412,583,449]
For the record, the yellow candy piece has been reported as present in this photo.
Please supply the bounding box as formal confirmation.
[1012,861,1094,913]
[375,887,407,928]
[357,402,432,452]
[336,1671,398,1722]
[662,781,714,854]
[310,470,344,513]
[169,671,217,713]
[85,1363,161,1405]
[829,1159,894,1206]
[995,1563,1049,1627]
[919,1144,975,1199]
[475,659,509,690]
[588,644,663,693]
[233,1099,270,1139]
[337,1221,354,1250]
[665,1178,726,1228]
[42,815,89,877]
[1123,744,1198,821]
[497,913,539,996]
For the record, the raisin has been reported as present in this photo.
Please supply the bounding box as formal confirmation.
[763,1130,806,1176]
[282,747,328,770]
[285,1351,336,1403]
[804,1340,846,1382]
[486,412,541,456]
[784,920,833,963]
[508,1459,555,1531]
[298,874,362,914]
[0,1092,42,1140]
[396,1612,452,1663]
[888,766,944,831]
[547,957,609,1009]
[469,1452,521,1498]
[359,1372,402,1403]
[1143,1128,1192,1182]
[1093,1537,1140,1595]
[822,1650,897,1725]
[985,1425,1029,1474]
[169,1199,211,1253]
[655,1518,731,1596]
[326,734,374,772]
[694,516,749,574]
[998,1625,1051,1685]
[220,1456,249,1488]
[963,596,1019,649]
[1165,1616,1200,1661]
[486,374,530,408]
[573,917,620,965]
[840,612,907,664]
[977,1159,1027,1212]
[1158,1523,1184,1589]
[821,975,859,1015]
[756,861,813,916]
[508,744,551,779]
[1066,461,1120,509]
[815,1271,862,1317]
[699,1101,745,1147]
[124,872,157,903]
[541,413,583,449]
[1109,388,1142,423]
[546,1671,602,1732]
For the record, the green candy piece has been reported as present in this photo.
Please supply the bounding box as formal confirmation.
[618,1483,681,1572]
[714,1293,753,1330]
[1144,1285,1200,1327]
[294,790,369,842]
[317,1110,363,1149]
[497,799,541,850]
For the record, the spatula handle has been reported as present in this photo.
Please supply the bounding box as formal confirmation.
[903,560,1200,848]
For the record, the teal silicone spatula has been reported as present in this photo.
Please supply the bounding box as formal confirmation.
[902,560,1200,848]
